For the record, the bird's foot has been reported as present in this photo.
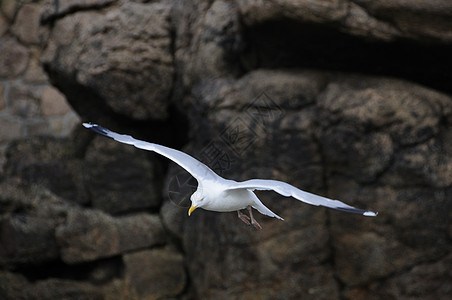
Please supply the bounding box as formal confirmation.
[251,219,262,230]
[237,210,251,225]
[247,206,262,230]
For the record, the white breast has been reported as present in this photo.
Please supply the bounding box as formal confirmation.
[203,188,255,212]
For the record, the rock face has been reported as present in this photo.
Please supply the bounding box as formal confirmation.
[1,0,452,299]
[237,0,452,42]
[178,70,452,299]
[42,1,174,120]
[85,136,161,214]
[122,248,186,299]
[0,36,29,78]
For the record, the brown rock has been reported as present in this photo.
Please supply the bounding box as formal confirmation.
[0,117,22,140]
[179,69,452,298]
[0,215,60,266]
[7,84,40,118]
[237,0,452,42]
[383,139,452,188]
[0,0,18,20]
[123,248,186,299]
[40,85,72,116]
[42,2,174,120]
[41,0,114,23]
[160,200,187,240]
[11,4,42,44]
[4,137,88,204]
[382,252,452,298]
[117,214,166,253]
[343,2,400,41]
[317,77,449,145]
[56,0,114,15]
[3,2,450,298]
[56,209,121,264]
[46,112,81,137]
[322,128,393,183]
[24,57,48,84]
[0,82,6,110]
[175,0,243,86]
[238,0,349,25]
[24,119,52,137]
[0,144,6,177]
[56,209,166,264]
[256,227,339,299]
[32,279,103,300]
[0,271,29,299]
[0,182,70,267]
[0,13,8,37]
[85,137,160,214]
[330,181,451,291]
[22,112,81,138]
[333,232,417,286]
[0,270,104,300]
[343,252,452,299]
[180,71,341,298]
[0,36,29,78]
[354,0,452,42]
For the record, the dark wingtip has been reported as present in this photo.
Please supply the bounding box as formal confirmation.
[332,206,378,217]
[82,122,109,137]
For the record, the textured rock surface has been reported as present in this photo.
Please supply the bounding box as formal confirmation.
[122,248,186,299]
[1,0,452,299]
[42,1,174,120]
[11,3,44,44]
[0,180,69,267]
[0,0,79,142]
[176,70,452,299]
[0,36,29,78]
[56,209,166,264]
[85,136,161,214]
[4,138,87,204]
[237,0,452,42]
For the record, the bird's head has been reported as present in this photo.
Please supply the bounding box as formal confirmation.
[189,190,204,216]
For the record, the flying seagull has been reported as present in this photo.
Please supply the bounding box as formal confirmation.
[83,123,377,229]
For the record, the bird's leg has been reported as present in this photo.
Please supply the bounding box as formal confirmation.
[247,206,262,230]
[237,210,251,225]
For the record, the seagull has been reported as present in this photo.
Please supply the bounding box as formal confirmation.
[83,123,377,230]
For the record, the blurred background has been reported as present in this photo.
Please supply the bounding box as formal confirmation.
[1,0,451,299]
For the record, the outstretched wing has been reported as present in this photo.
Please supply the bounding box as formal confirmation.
[228,179,377,216]
[83,123,218,183]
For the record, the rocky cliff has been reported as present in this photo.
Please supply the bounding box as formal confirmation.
[1,0,451,299]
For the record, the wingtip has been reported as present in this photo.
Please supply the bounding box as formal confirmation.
[364,211,378,217]
[82,122,111,137]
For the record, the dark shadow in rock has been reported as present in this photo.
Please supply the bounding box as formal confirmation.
[14,256,123,285]
[240,20,452,95]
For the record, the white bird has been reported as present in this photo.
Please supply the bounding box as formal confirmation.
[83,123,377,229]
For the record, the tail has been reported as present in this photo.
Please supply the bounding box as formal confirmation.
[249,191,284,221]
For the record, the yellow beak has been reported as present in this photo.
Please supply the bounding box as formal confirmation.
[188,205,198,216]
